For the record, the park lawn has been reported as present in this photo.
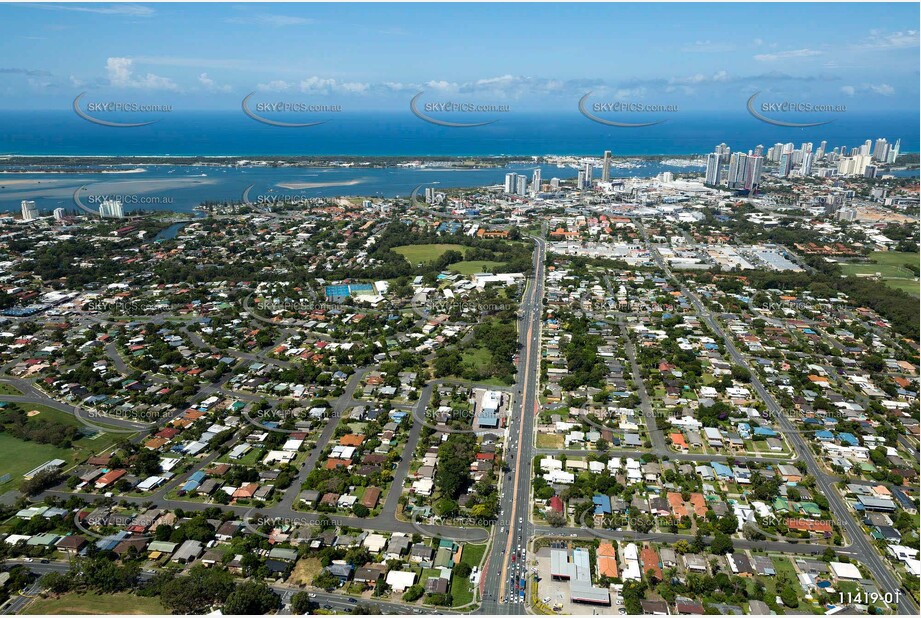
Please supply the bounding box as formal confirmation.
[449,260,506,275]
[461,347,493,373]
[867,251,920,268]
[24,592,167,615]
[0,433,75,489]
[0,382,23,395]
[882,278,920,297]
[839,263,911,277]
[393,244,468,265]
[840,252,920,296]
[0,404,126,489]
[452,543,487,607]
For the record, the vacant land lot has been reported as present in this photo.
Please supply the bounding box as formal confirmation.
[24,592,167,615]
[287,557,324,586]
[452,543,487,606]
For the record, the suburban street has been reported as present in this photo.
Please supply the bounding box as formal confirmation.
[639,221,917,616]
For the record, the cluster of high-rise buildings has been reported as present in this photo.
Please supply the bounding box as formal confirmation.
[98,199,125,218]
[705,144,764,191]
[20,198,126,221]
[502,150,613,197]
[504,172,530,196]
[20,200,38,222]
[705,137,901,188]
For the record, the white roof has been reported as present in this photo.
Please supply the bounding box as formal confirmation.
[386,570,417,589]
[829,561,862,580]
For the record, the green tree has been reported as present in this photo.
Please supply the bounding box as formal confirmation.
[710,531,734,555]
[291,591,313,614]
[780,584,800,608]
[222,582,281,615]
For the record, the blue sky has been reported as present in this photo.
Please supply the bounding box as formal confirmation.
[0,2,918,113]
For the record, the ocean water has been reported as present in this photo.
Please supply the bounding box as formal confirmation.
[0,110,917,157]
[1,110,916,215]
[0,161,703,214]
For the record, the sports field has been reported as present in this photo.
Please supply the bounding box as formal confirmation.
[449,260,506,275]
[0,403,127,489]
[393,243,467,264]
[840,252,919,297]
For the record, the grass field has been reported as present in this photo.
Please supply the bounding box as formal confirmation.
[536,433,564,449]
[0,382,23,395]
[0,403,126,489]
[24,592,167,615]
[452,543,487,606]
[840,252,920,297]
[287,557,324,586]
[449,260,506,275]
[461,347,493,373]
[881,278,921,297]
[393,244,467,264]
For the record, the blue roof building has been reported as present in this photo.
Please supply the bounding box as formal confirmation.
[837,432,859,446]
[711,462,734,480]
[592,494,612,515]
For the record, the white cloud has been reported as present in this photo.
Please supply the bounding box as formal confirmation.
[425,80,459,91]
[257,80,291,92]
[869,83,895,95]
[105,57,177,90]
[841,83,895,96]
[754,48,823,62]
[28,3,154,17]
[297,77,369,95]
[854,30,918,50]
[381,82,418,92]
[198,72,231,93]
[680,40,736,53]
[668,71,731,85]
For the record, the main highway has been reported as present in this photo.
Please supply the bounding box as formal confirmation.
[478,235,545,615]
